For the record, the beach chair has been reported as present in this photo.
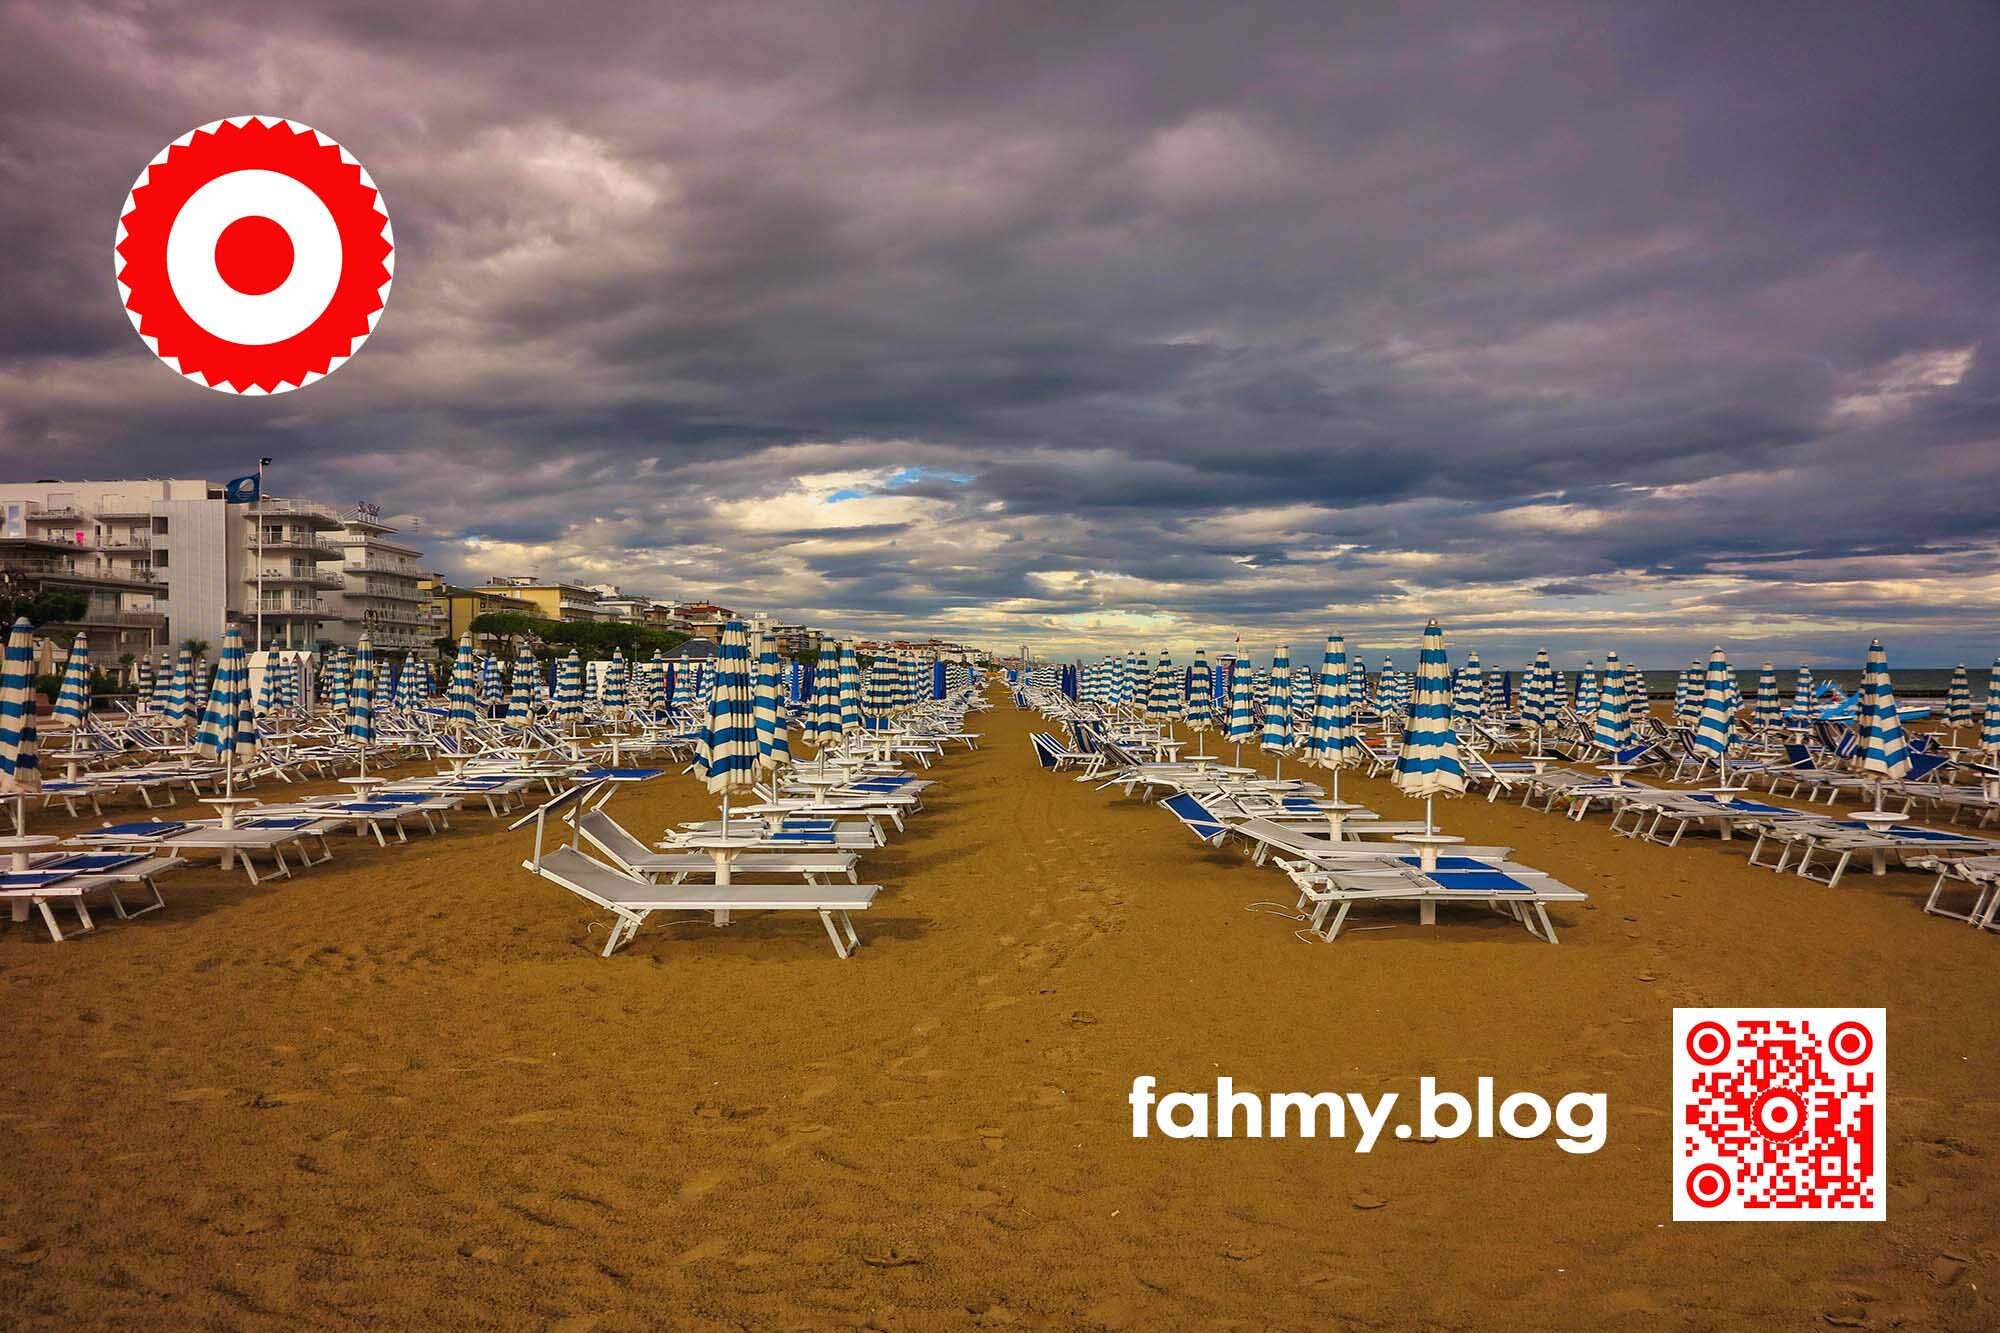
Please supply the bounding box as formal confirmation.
[72,816,337,884]
[578,810,860,884]
[2,852,183,941]
[1917,855,2000,928]
[1274,855,1588,942]
[526,845,879,957]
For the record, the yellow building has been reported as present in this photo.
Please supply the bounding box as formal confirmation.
[419,575,538,641]
[474,578,606,623]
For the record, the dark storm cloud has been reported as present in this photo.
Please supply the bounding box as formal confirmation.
[3,0,1999,660]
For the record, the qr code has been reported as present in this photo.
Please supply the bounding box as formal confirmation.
[1673,1008,1885,1221]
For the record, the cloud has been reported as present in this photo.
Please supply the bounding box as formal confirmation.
[3,0,2000,665]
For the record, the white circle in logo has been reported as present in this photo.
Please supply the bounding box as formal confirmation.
[164,169,343,346]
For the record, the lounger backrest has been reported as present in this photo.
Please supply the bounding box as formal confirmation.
[1030,733,1060,769]
[1162,793,1228,843]
[577,811,656,871]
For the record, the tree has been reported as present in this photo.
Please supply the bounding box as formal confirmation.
[466,611,689,659]
[0,587,88,627]
[181,637,211,658]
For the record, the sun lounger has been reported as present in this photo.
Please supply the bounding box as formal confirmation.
[72,816,338,884]
[1275,854,1588,942]
[3,852,184,940]
[1744,818,2000,888]
[579,811,860,884]
[527,845,880,957]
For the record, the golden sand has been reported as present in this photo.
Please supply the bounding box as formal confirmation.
[2,696,1996,1327]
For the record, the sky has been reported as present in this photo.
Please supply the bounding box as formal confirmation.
[2,1,1998,668]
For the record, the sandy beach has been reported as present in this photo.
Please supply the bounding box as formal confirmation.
[0,690,1991,1328]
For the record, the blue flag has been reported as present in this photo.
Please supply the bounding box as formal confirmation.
[224,474,261,503]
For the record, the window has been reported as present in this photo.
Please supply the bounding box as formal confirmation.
[152,517,169,535]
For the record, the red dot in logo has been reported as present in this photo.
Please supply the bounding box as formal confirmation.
[1686,1021,1731,1066]
[213,215,295,295]
[1752,1088,1808,1142]
[1827,1021,1873,1066]
[1686,1163,1731,1208]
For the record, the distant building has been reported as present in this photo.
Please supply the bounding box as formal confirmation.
[322,507,430,651]
[673,601,736,637]
[770,623,822,656]
[421,576,538,643]
[476,576,607,623]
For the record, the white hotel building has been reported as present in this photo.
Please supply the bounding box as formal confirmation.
[0,477,434,657]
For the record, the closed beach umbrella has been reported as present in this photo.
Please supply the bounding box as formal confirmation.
[1626,663,1649,729]
[1592,651,1630,752]
[1452,651,1484,730]
[447,635,480,730]
[1262,645,1293,765]
[811,659,844,743]
[506,646,536,724]
[1307,633,1359,804]
[1522,648,1555,743]
[753,627,790,772]
[51,632,91,729]
[1946,664,1972,738]
[347,634,376,760]
[1755,664,1781,730]
[162,646,192,726]
[837,641,863,734]
[480,653,503,713]
[1692,647,1736,783]
[0,617,43,827]
[192,624,257,796]
[1226,664,1255,764]
[1981,658,2000,753]
[1854,639,1910,808]
[1393,620,1466,846]
[324,649,351,718]
[1574,659,1600,719]
[552,650,584,728]
[1146,650,1180,723]
[696,620,760,834]
[1185,649,1213,733]
[1794,665,1815,713]
[604,647,629,715]
[1672,664,1692,726]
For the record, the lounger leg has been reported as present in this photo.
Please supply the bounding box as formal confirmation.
[36,898,67,941]
[1319,902,1351,941]
[819,910,852,958]
[1419,898,1436,926]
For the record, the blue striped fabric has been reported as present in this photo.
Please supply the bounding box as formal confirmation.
[1984,658,2000,752]
[346,635,376,745]
[1393,620,1465,796]
[1946,664,1972,729]
[1452,651,1483,728]
[506,646,536,724]
[1146,650,1179,722]
[1574,660,1599,718]
[1793,666,1814,712]
[480,653,503,710]
[1625,662,1648,728]
[1226,666,1255,742]
[1261,646,1292,751]
[193,625,258,764]
[1755,664,1780,729]
[323,648,351,718]
[447,636,480,726]
[838,641,863,733]
[1522,648,1555,730]
[1854,639,1910,780]
[1307,634,1357,770]
[1692,647,1735,760]
[552,650,584,726]
[163,646,193,726]
[698,620,760,793]
[0,617,41,796]
[51,632,91,727]
[1591,651,1630,751]
[811,653,844,741]
[753,626,790,771]
[1185,649,1213,732]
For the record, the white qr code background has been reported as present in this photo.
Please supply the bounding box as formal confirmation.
[1673,1008,1885,1222]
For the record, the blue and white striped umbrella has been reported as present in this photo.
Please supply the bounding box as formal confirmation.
[193,624,258,777]
[162,646,193,726]
[1145,650,1179,722]
[753,628,790,772]
[447,635,480,728]
[281,657,303,711]
[324,649,351,718]
[0,617,42,801]
[51,632,91,728]
[1591,651,1630,751]
[1185,649,1213,733]
[1692,647,1735,774]
[137,655,156,714]
[1982,657,2000,753]
[1672,663,1693,725]
[1306,634,1357,773]
[838,641,863,734]
[1226,665,1255,746]
[604,647,629,713]
[1261,646,1293,752]
[1393,620,1465,799]
[1946,664,1972,732]
[1854,639,1910,788]
[1626,663,1649,728]
[696,620,759,795]
[1522,649,1555,732]
[671,659,694,713]
[347,635,376,747]
[188,657,213,723]
[506,647,536,724]
[257,658,277,717]
[1794,665,1814,710]
[863,655,898,728]
[552,650,584,727]
[1755,664,1781,730]
[1452,651,1484,729]
[811,656,844,742]
[479,653,503,712]
[1574,660,1599,718]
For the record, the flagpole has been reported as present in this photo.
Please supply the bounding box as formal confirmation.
[253,457,270,651]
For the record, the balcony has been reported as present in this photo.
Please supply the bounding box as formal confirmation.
[256,497,341,526]
[256,529,342,558]
[257,599,325,618]
[249,569,344,589]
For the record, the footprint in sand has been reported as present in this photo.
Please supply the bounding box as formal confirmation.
[763,1124,834,1158]
[678,1168,726,1202]
[674,1238,731,1265]
[800,1076,839,1104]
